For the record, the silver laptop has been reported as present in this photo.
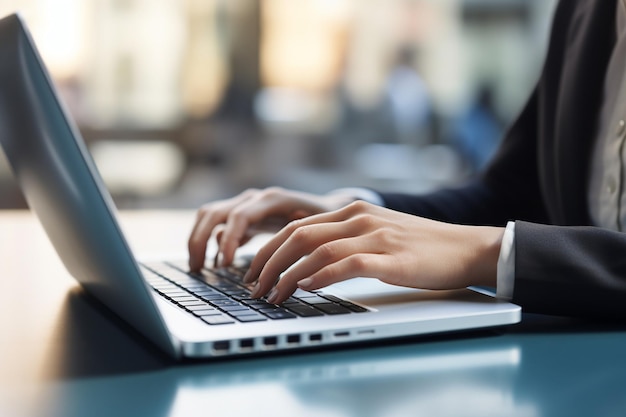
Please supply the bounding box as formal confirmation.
[0,13,520,360]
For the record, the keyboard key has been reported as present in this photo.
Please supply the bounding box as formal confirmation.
[210,299,240,307]
[213,268,241,280]
[292,288,315,298]
[161,290,189,298]
[219,304,250,312]
[235,314,267,322]
[281,299,307,307]
[181,284,210,292]
[201,315,235,325]
[281,297,302,305]
[298,295,331,305]
[185,303,215,311]
[193,289,220,296]
[227,309,261,317]
[196,293,229,301]
[240,299,273,308]
[160,286,186,293]
[226,290,251,298]
[318,293,344,303]
[192,309,222,317]
[314,303,352,315]
[179,300,209,307]
[340,301,369,313]
[213,284,242,293]
[257,306,283,313]
[285,305,324,317]
[263,310,297,320]
[170,295,200,303]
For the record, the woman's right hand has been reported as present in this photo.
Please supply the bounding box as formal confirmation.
[188,187,356,272]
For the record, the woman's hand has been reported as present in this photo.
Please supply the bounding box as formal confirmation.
[243,200,504,304]
[188,187,356,271]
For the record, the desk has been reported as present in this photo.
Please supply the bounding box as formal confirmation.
[1,210,625,417]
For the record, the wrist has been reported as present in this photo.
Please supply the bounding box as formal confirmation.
[469,226,504,287]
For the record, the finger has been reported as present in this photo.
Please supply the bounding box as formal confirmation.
[267,254,384,305]
[249,220,365,299]
[188,211,220,271]
[277,235,378,288]
[218,200,277,267]
[297,254,384,292]
[188,192,256,271]
[217,212,250,268]
[212,226,226,267]
[215,227,255,267]
[217,190,317,268]
[245,204,372,283]
[267,237,381,304]
[189,204,240,270]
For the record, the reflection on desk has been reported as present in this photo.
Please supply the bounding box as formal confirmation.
[40,290,523,417]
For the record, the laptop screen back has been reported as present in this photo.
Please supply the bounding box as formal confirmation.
[0,13,177,357]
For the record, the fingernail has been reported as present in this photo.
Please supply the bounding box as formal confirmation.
[297,277,313,289]
[250,282,261,298]
[267,288,279,304]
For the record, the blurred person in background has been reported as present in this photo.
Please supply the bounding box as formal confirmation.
[385,47,433,147]
[451,85,504,171]
[189,0,626,320]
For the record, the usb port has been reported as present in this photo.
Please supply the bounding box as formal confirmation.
[213,340,230,352]
[263,336,278,347]
[239,339,254,349]
[309,333,322,342]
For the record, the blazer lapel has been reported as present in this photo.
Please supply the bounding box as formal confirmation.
[548,0,615,225]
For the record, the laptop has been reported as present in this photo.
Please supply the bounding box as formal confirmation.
[0,13,520,359]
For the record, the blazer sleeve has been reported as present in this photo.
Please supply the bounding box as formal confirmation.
[514,222,626,320]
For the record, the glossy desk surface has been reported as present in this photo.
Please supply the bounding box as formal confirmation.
[1,210,625,417]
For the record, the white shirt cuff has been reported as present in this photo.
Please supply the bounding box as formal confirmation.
[328,187,385,207]
[496,221,516,300]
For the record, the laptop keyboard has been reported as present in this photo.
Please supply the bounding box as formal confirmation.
[141,261,368,325]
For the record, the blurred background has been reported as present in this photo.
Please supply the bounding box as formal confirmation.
[0,0,557,210]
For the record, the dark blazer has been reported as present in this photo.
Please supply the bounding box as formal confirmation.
[378,0,626,319]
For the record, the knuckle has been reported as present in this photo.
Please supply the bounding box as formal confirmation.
[371,227,390,243]
[290,225,312,244]
[261,186,285,199]
[353,213,377,230]
[341,199,373,218]
[316,243,338,261]
[286,218,303,233]
[242,188,259,197]
[348,254,368,273]
[228,205,247,222]
[197,204,212,218]
[352,199,370,210]
[347,199,370,213]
